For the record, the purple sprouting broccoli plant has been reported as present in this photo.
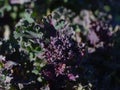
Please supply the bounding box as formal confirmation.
[40,33,82,78]
[36,14,86,89]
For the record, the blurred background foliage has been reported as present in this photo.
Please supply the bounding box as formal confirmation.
[0,0,120,25]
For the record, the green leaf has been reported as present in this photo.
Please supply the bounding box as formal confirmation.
[64,0,68,3]
[10,12,17,19]
[0,62,4,69]
[14,31,23,39]
[32,70,39,75]
[75,25,81,32]
[104,5,111,12]
[26,31,43,39]
[24,13,34,23]
[5,5,12,11]
[37,77,42,82]
[29,52,34,60]
[13,6,18,12]
[0,8,4,17]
